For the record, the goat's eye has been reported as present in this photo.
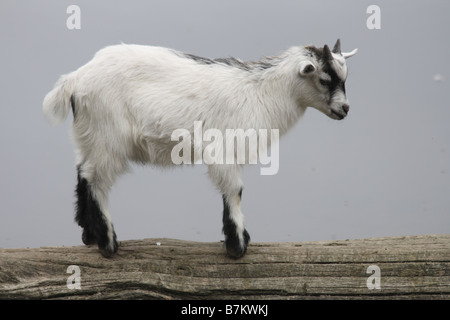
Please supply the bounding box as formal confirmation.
[319,79,330,87]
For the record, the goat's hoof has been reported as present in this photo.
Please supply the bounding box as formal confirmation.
[225,229,250,259]
[99,248,116,258]
[226,246,247,259]
[98,238,118,258]
[98,232,119,258]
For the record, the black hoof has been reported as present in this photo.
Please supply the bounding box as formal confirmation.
[81,228,97,245]
[98,236,118,258]
[225,229,250,259]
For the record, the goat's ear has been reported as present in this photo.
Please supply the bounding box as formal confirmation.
[322,45,333,61]
[299,61,316,76]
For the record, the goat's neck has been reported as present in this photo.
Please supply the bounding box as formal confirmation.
[253,71,306,136]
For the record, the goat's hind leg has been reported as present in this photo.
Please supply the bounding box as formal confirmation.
[75,165,118,257]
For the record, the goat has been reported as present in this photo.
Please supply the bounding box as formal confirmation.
[43,39,357,258]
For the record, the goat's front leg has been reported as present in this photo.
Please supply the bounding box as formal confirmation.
[222,189,250,258]
[209,164,250,258]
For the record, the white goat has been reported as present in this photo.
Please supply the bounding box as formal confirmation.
[43,39,357,258]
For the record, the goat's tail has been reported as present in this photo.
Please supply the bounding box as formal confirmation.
[42,72,76,125]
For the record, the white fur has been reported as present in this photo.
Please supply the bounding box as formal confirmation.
[43,43,356,254]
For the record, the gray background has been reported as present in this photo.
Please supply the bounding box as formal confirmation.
[1,0,449,249]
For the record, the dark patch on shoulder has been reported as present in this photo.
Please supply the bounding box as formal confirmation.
[215,56,278,71]
[183,53,217,65]
[248,57,279,71]
[214,57,250,71]
[179,50,277,72]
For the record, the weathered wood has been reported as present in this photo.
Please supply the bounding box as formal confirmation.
[0,234,449,299]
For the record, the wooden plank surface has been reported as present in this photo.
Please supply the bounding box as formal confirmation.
[0,234,449,299]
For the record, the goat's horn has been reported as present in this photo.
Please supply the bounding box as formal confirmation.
[342,48,358,59]
[332,39,341,54]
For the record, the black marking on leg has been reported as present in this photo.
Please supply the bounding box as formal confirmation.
[75,166,94,244]
[74,166,118,257]
[222,191,250,259]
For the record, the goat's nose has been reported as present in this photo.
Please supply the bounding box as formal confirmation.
[342,104,350,115]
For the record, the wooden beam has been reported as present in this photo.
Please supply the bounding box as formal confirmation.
[0,234,449,299]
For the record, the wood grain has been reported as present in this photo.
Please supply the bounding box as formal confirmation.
[1,234,449,299]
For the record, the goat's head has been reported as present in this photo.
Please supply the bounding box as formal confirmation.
[297,39,357,120]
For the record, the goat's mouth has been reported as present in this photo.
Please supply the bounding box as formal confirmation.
[329,109,346,120]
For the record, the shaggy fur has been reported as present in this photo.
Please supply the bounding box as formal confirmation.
[43,39,357,258]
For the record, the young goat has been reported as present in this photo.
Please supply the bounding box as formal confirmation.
[43,39,357,258]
